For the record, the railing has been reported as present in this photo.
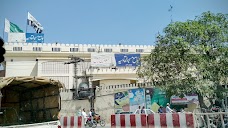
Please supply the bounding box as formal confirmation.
[194,112,228,128]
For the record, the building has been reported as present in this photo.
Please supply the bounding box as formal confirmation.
[1,42,154,121]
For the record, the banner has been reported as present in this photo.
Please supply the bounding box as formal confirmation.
[27,12,44,33]
[114,91,130,114]
[171,94,199,104]
[8,33,26,43]
[115,54,140,67]
[129,88,145,112]
[26,33,44,43]
[91,53,115,67]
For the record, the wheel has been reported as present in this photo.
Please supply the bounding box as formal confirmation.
[88,121,93,127]
[92,120,97,128]
[99,119,106,127]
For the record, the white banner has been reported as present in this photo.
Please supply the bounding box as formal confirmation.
[91,53,116,67]
[171,94,199,104]
[8,33,26,43]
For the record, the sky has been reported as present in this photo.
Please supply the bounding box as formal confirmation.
[0,0,228,45]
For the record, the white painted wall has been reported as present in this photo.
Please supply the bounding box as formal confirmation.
[6,61,38,76]
[100,79,130,87]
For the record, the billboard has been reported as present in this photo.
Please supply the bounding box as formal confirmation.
[128,88,145,112]
[26,33,44,43]
[115,54,140,67]
[91,53,115,67]
[8,33,26,43]
[114,91,129,113]
[171,94,199,104]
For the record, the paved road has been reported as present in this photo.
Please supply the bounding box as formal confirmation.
[85,123,111,128]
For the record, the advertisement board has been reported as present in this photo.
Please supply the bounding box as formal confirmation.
[114,91,130,114]
[115,54,140,67]
[171,94,199,104]
[129,88,145,112]
[26,33,44,43]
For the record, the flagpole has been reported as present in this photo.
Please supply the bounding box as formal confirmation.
[3,19,5,41]
[26,11,28,33]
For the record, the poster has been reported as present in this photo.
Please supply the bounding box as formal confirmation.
[128,88,145,112]
[145,88,154,109]
[114,91,129,114]
[151,88,169,107]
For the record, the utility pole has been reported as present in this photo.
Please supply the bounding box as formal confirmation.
[64,56,84,99]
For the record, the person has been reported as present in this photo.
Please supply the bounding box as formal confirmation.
[166,103,173,113]
[89,109,93,117]
[81,108,88,125]
[141,106,145,114]
[138,106,141,110]
[158,106,163,113]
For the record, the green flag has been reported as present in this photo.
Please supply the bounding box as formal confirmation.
[5,18,23,33]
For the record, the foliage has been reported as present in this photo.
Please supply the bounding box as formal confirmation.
[137,12,228,107]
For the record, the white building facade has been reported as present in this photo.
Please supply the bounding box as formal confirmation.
[3,42,153,96]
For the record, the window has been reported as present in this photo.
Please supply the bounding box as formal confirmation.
[88,48,95,52]
[13,47,22,51]
[136,49,144,53]
[33,47,42,51]
[104,48,112,52]
[52,48,61,52]
[120,49,128,52]
[70,48,79,52]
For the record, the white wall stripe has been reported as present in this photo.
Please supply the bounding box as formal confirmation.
[115,115,121,128]
[166,113,174,128]
[74,116,78,127]
[125,114,131,126]
[179,113,187,128]
[135,114,141,127]
[154,113,161,128]
[67,117,70,128]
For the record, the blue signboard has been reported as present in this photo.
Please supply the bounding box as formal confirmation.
[26,33,44,43]
[115,54,140,67]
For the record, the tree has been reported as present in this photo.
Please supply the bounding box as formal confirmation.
[0,38,6,63]
[137,12,228,108]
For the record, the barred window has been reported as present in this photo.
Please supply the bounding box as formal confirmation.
[88,48,95,52]
[104,48,112,52]
[120,49,128,52]
[70,48,79,52]
[33,47,42,51]
[136,49,144,53]
[52,48,61,52]
[13,47,22,51]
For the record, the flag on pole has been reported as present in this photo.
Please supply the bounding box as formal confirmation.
[27,12,44,33]
[5,19,24,33]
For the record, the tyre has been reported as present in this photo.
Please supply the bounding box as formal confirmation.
[99,119,106,127]
[92,120,97,128]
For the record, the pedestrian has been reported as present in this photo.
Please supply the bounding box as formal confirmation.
[158,106,163,113]
[166,103,173,113]
[141,106,145,114]
[81,108,88,126]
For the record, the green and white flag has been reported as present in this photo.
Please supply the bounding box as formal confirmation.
[5,19,23,33]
